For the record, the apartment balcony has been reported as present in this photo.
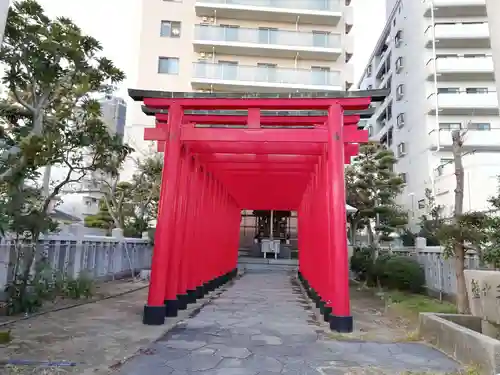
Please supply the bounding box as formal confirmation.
[430,129,500,151]
[193,25,342,61]
[426,56,494,81]
[195,0,342,26]
[423,0,487,18]
[191,62,342,92]
[427,92,499,116]
[425,22,490,49]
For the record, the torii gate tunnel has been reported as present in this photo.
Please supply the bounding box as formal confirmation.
[129,90,386,333]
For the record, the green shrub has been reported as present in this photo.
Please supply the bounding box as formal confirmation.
[350,246,373,281]
[379,256,425,293]
[351,248,426,293]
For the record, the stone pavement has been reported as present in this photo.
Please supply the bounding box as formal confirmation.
[116,271,461,375]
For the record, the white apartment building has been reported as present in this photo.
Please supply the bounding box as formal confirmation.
[126,0,354,162]
[0,0,9,46]
[357,0,500,228]
[81,96,127,217]
[486,0,500,104]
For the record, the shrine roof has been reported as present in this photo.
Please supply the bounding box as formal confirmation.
[128,89,389,103]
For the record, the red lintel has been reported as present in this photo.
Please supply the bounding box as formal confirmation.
[199,154,318,164]
[143,97,371,111]
[145,126,368,144]
[154,114,361,126]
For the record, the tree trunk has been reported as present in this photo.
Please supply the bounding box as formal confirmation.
[451,129,470,314]
[454,243,470,314]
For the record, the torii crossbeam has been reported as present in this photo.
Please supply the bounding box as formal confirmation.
[129,89,387,333]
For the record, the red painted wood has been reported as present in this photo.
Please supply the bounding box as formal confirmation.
[141,94,374,326]
[144,97,371,110]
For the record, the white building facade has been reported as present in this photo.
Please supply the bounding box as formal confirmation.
[0,0,9,46]
[125,0,354,171]
[358,0,499,228]
[81,96,127,217]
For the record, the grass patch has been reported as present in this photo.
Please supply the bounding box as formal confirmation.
[382,290,456,317]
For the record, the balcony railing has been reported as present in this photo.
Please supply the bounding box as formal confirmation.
[192,62,341,87]
[194,25,341,49]
[195,0,341,12]
[426,55,494,76]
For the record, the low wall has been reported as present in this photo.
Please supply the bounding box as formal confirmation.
[0,225,153,293]
[419,313,500,374]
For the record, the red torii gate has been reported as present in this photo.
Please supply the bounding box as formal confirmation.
[129,90,385,333]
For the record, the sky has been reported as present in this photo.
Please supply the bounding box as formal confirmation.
[35,0,386,215]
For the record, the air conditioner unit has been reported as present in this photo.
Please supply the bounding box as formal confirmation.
[200,52,207,58]
[202,16,209,22]
[209,17,215,23]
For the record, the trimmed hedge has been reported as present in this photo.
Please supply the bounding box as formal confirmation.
[350,247,425,293]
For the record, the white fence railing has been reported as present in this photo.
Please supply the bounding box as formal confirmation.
[0,224,153,292]
[387,238,481,298]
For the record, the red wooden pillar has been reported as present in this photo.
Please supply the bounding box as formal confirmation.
[177,154,197,308]
[185,159,202,302]
[196,167,209,297]
[326,104,352,333]
[164,146,190,317]
[143,103,183,325]
[317,151,332,322]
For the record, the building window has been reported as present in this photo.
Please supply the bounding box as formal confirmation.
[439,122,461,130]
[312,30,330,47]
[366,64,372,77]
[395,30,403,47]
[396,84,404,100]
[418,199,425,209]
[395,57,404,73]
[367,125,373,136]
[440,158,453,165]
[399,173,407,183]
[158,57,179,74]
[466,87,488,94]
[396,113,405,128]
[397,142,406,157]
[438,87,460,94]
[160,21,181,37]
[468,122,491,131]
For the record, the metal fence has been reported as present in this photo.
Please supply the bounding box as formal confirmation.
[389,239,481,298]
[0,224,153,291]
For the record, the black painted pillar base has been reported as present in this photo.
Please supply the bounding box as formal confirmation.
[165,299,179,317]
[177,294,189,310]
[204,282,212,293]
[187,289,197,303]
[196,286,204,299]
[143,305,165,325]
[329,315,353,333]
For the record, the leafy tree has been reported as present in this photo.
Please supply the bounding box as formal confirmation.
[84,155,162,237]
[0,0,133,306]
[84,199,114,234]
[480,179,500,269]
[417,188,444,246]
[436,130,488,314]
[345,141,408,245]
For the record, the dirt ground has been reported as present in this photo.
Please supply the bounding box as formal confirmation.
[0,278,419,375]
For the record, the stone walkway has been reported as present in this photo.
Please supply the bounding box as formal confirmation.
[116,271,460,375]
